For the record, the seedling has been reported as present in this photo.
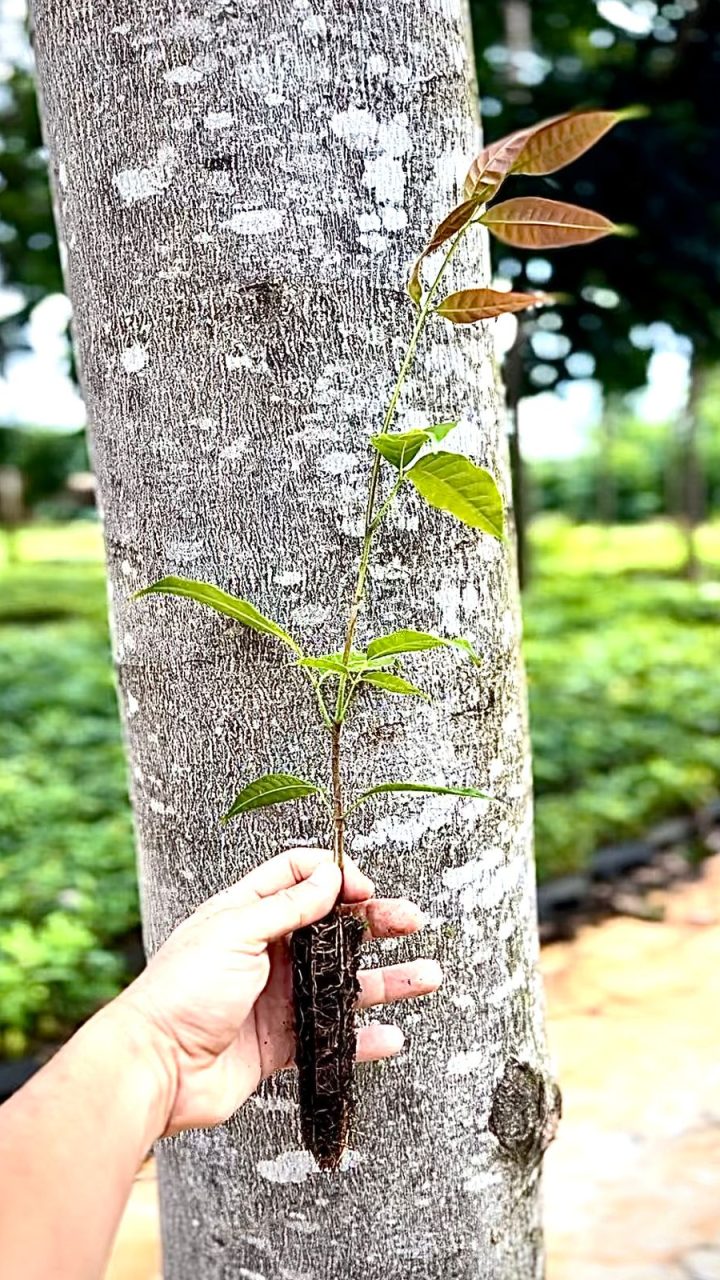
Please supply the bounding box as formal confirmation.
[136,108,636,1170]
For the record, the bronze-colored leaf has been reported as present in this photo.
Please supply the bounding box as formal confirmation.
[481,197,619,249]
[407,259,423,306]
[464,131,533,198]
[436,287,556,325]
[405,188,492,304]
[512,107,644,176]
[463,105,645,196]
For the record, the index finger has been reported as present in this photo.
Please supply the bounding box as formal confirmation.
[192,847,374,921]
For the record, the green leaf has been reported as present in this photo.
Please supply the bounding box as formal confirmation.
[222,773,326,823]
[371,422,457,469]
[366,629,481,665]
[407,259,423,307]
[360,672,430,701]
[297,655,349,675]
[134,576,301,653]
[407,452,504,539]
[353,781,493,807]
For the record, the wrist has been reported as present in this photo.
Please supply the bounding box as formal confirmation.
[85,997,179,1147]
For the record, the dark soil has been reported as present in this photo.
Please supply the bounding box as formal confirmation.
[290,905,365,1170]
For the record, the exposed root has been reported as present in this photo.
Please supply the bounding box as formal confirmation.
[290,905,365,1170]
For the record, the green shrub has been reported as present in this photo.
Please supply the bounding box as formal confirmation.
[0,567,137,1054]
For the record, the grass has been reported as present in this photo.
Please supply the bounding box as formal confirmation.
[1,515,719,1049]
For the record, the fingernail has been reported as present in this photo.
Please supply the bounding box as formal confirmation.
[419,959,444,987]
[386,1026,405,1054]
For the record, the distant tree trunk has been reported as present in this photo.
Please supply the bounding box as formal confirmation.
[596,414,617,525]
[505,331,531,589]
[680,362,706,580]
[32,2,553,1277]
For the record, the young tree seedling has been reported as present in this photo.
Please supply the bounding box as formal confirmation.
[136,107,637,1170]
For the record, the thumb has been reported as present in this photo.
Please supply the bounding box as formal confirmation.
[240,860,342,944]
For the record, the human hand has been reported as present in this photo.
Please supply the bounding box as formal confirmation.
[116,847,442,1136]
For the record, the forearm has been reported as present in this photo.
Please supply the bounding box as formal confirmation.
[0,1002,175,1280]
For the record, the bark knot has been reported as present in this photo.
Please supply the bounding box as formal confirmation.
[488,1057,562,1166]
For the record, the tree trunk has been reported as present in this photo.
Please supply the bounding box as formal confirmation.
[31,2,551,1277]
[679,361,706,581]
[504,332,530,590]
[596,413,617,526]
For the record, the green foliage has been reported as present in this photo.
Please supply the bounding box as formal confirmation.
[222,774,328,822]
[526,517,720,875]
[349,781,492,815]
[366,629,480,665]
[359,671,430,701]
[530,403,720,525]
[0,558,136,1054]
[370,422,457,468]
[407,452,505,538]
[0,68,64,366]
[134,576,302,654]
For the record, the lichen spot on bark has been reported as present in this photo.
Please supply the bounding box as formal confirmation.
[488,1058,562,1165]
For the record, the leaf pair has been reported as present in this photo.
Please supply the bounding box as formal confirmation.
[371,424,504,541]
[298,628,480,706]
[222,772,492,824]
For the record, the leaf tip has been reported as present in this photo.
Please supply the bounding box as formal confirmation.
[614,222,638,238]
[618,103,650,122]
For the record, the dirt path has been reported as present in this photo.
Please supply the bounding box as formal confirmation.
[106,858,720,1280]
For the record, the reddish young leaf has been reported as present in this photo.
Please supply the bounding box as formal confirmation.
[436,288,556,325]
[463,105,645,196]
[464,130,533,198]
[406,189,492,305]
[511,107,645,176]
[481,197,620,249]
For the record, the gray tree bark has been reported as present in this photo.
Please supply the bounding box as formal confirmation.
[31,2,553,1276]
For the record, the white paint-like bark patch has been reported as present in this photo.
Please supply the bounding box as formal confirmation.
[359,231,388,254]
[381,205,408,231]
[223,209,284,236]
[442,858,482,890]
[292,602,331,627]
[329,106,378,151]
[113,147,176,205]
[126,691,139,718]
[120,343,148,374]
[250,1094,295,1113]
[220,436,249,459]
[357,211,381,233]
[367,53,389,76]
[257,1148,361,1183]
[205,110,233,131]
[463,1167,505,1195]
[317,450,361,476]
[164,66,204,85]
[301,13,327,37]
[237,1269,266,1280]
[447,1049,484,1076]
